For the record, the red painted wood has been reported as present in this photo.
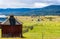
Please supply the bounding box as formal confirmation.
[0,24,23,37]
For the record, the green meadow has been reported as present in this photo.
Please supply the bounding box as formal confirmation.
[17,16,60,39]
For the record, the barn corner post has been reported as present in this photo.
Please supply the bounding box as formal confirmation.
[20,24,23,38]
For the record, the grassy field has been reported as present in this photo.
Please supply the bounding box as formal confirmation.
[0,16,60,39]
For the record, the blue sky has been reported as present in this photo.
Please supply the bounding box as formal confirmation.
[0,0,60,8]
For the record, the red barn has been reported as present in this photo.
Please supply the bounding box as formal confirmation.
[0,15,23,37]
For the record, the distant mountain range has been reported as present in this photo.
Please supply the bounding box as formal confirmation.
[0,5,60,16]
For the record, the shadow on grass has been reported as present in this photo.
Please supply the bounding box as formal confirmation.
[1,36,26,38]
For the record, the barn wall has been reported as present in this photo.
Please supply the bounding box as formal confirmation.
[0,25,22,37]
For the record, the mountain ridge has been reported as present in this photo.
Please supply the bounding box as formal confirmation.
[0,5,60,16]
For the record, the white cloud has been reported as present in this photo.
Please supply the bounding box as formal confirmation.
[33,3,52,8]
[0,0,27,8]
[0,0,59,8]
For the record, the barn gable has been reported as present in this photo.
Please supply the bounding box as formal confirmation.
[1,18,22,25]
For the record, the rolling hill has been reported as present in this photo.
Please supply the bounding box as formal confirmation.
[0,5,60,16]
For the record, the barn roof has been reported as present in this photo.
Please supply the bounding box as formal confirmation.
[1,17,22,25]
